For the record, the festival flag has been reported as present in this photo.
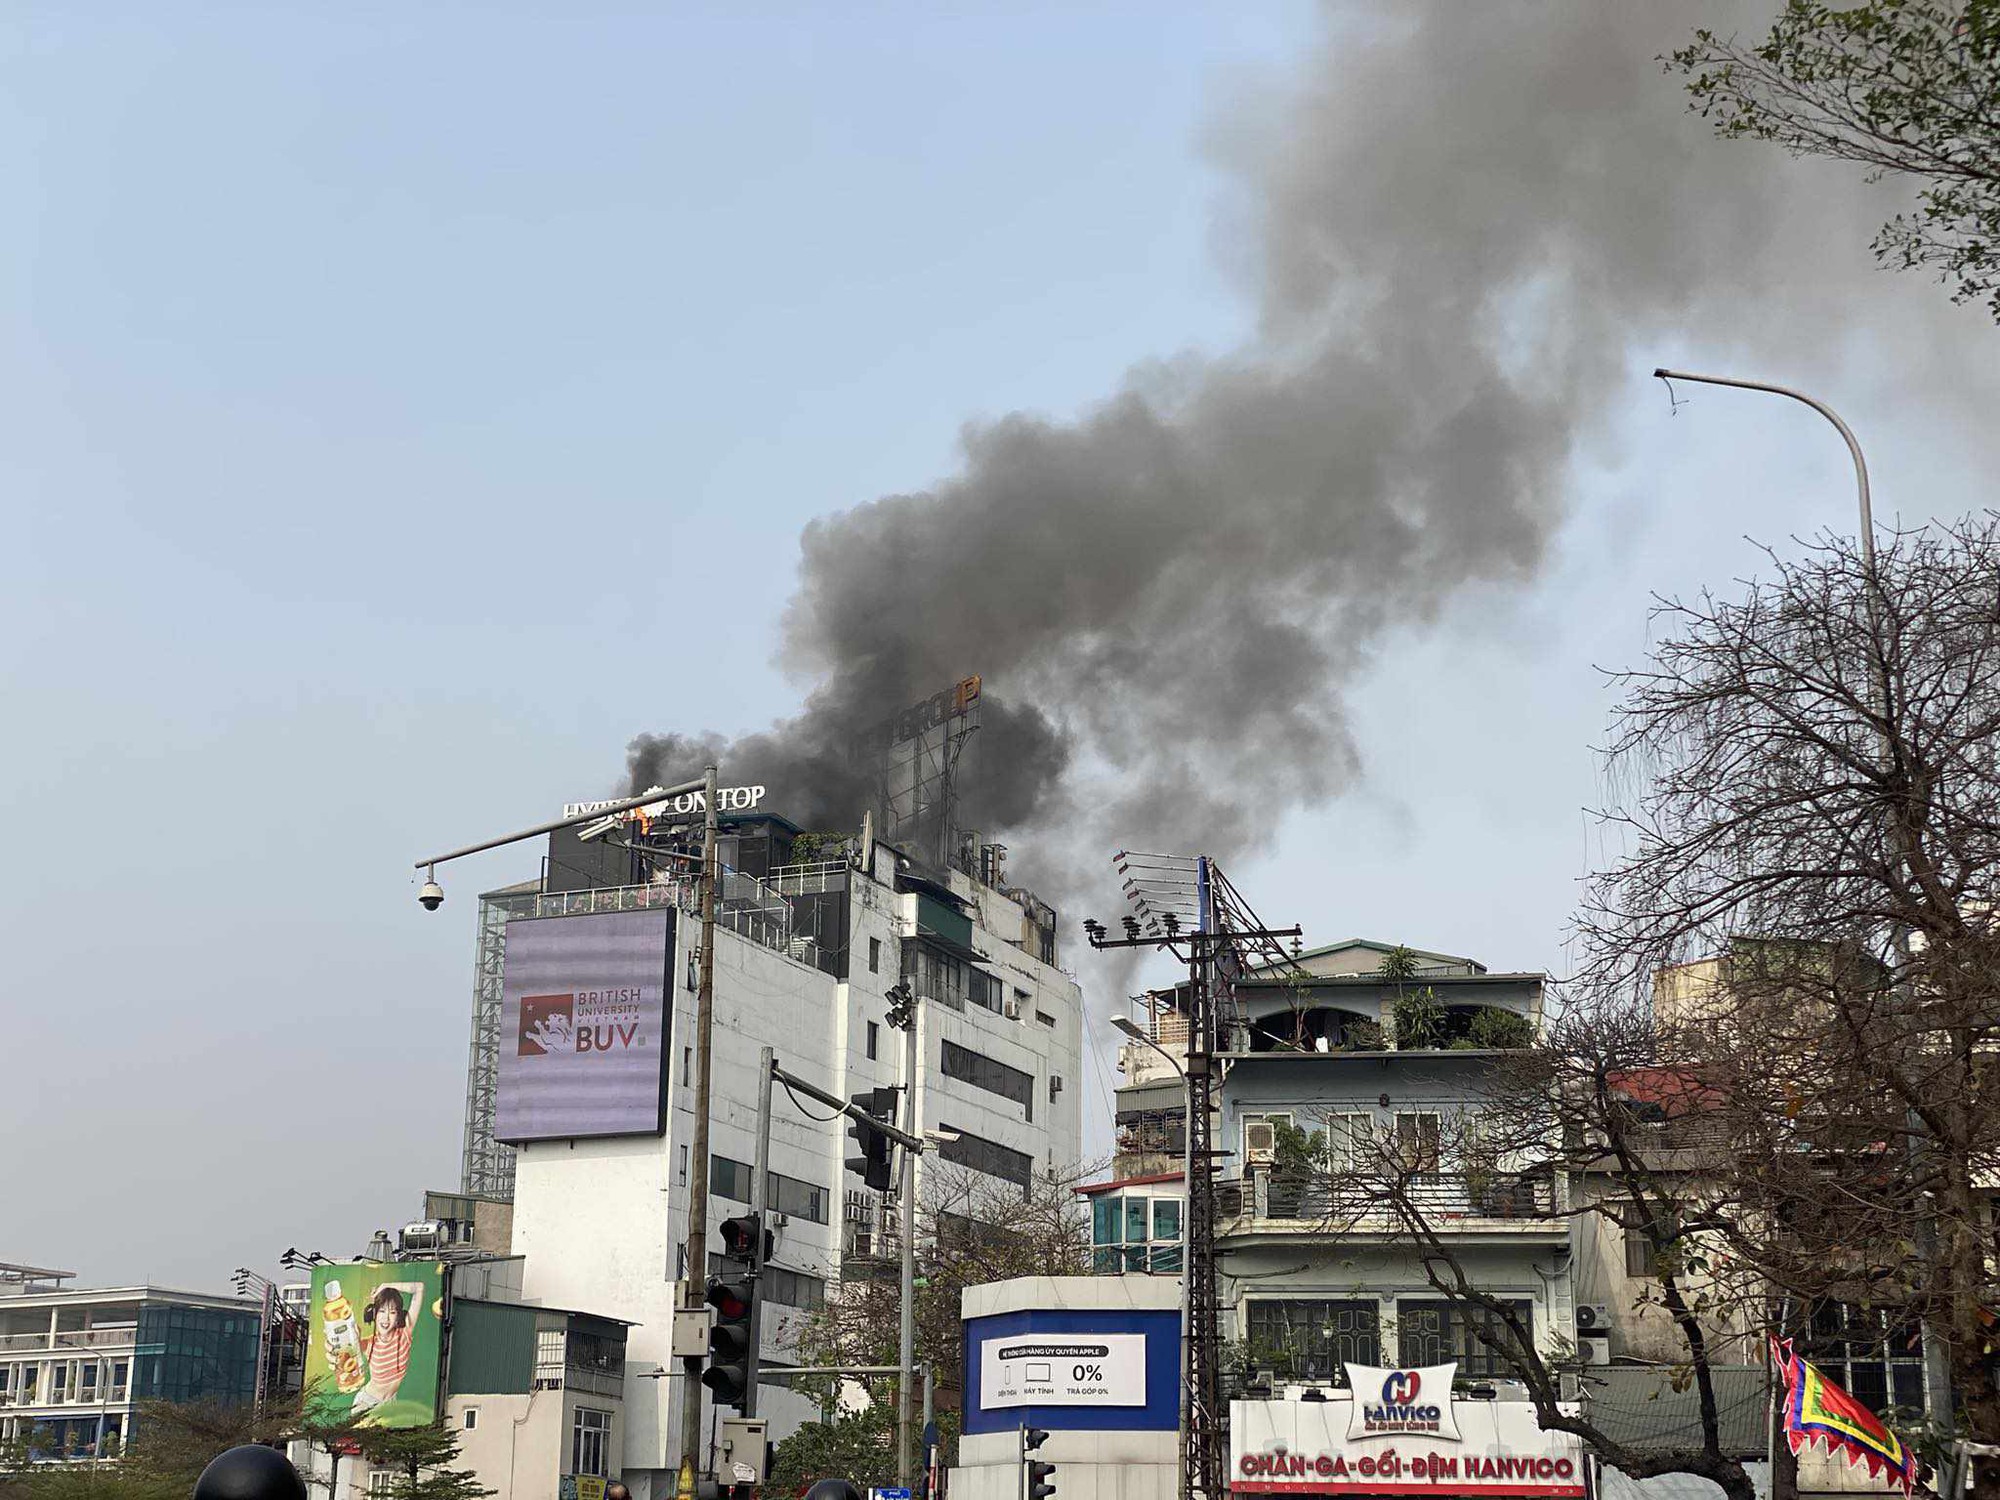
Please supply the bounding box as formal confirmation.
[1770,1336,1917,1495]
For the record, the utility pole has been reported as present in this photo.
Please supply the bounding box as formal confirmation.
[1086,856,1299,1500]
[679,765,721,1481]
[898,994,920,1486]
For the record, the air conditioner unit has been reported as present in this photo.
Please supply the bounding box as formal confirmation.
[1003,998,1023,1020]
[1245,1121,1278,1163]
[1575,1304,1613,1334]
[1581,1337,1613,1367]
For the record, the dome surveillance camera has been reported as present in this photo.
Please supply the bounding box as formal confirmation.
[419,878,444,912]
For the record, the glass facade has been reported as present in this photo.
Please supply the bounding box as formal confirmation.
[133,1303,260,1407]
[1090,1191,1184,1273]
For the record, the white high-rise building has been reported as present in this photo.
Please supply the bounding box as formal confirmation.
[462,806,1085,1500]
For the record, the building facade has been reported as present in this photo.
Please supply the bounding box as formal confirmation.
[464,803,1084,1500]
[290,1258,630,1500]
[0,1264,260,1461]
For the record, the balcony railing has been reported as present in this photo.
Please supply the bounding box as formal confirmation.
[1217,1171,1564,1229]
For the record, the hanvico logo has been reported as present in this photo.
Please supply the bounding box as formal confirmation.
[517,989,648,1057]
[1344,1362,1461,1442]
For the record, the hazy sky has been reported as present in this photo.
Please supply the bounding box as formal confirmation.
[6,3,1996,1290]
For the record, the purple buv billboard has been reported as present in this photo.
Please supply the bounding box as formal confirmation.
[495,906,674,1143]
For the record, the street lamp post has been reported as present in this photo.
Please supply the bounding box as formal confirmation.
[1649,368,1952,1455]
[1111,1014,1193,1498]
[1650,369,1873,566]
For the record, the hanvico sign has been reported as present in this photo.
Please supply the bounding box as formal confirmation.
[1231,1365,1586,1498]
[563,784,769,820]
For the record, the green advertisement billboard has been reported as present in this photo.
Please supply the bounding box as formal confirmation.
[304,1261,446,1429]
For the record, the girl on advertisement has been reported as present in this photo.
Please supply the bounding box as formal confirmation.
[351,1282,427,1416]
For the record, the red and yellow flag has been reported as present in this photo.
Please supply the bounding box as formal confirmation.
[1770,1336,1916,1495]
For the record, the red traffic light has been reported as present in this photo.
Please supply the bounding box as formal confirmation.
[718,1214,768,1261]
[705,1277,751,1322]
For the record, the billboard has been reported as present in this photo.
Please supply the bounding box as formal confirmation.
[303,1261,445,1430]
[1231,1382,1588,1497]
[495,906,674,1143]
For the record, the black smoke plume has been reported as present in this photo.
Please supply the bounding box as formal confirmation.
[628,2,1994,903]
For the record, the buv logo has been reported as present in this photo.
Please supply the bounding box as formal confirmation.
[518,995,576,1056]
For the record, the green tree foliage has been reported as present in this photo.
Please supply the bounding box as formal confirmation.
[1466,1006,1535,1050]
[1374,945,1423,982]
[1390,987,1446,1049]
[767,1402,899,1492]
[1,1397,303,1500]
[1673,0,2000,315]
[353,1424,492,1500]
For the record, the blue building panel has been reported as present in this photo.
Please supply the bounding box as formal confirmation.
[962,1307,1180,1435]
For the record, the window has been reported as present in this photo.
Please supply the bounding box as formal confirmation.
[108,1361,127,1401]
[1090,1193,1184,1274]
[1624,1214,1681,1279]
[368,1473,395,1497]
[572,1407,613,1478]
[79,1362,97,1401]
[678,1144,688,1186]
[463,1408,479,1431]
[866,1022,879,1061]
[1802,1302,1926,1416]
[1397,1299,1531,1378]
[50,1363,68,1402]
[941,1039,1035,1117]
[1326,1113,1376,1169]
[1246,1300,1381,1379]
[682,1047,692,1086]
[909,946,1003,1015]
[869,938,881,974]
[1392,1112,1442,1172]
[937,1123,1035,1189]
[535,1329,565,1390]
[710,1156,830,1223]
[1036,1010,1056,1028]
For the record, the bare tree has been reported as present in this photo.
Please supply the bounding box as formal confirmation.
[1288,994,1768,1500]
[1580,518,2000,1447]
[784,1160,1096,1476]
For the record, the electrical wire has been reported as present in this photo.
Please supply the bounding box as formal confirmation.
[780,1078,847,1124]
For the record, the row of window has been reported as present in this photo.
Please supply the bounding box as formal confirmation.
[1241,1298,1533,1380]
[1241,1110,1444,1171]
[1090,1193,1184,1275]
[0,1412,123,1457]
[0,1358,130,1406]
[711,1156,830,1224]
[706,1253,827,1310]
[906,945,1003,1015]
[942,1039,1035,1119]
[936,1121,1036,1189]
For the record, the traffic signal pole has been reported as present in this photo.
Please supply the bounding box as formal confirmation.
[743,1045,774,1418]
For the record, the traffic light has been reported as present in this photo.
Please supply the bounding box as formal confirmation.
[718,1213,772,1262]
[1022,1426,1054,1500]
[703,1213,762,1410]
[846,1087,898,1192]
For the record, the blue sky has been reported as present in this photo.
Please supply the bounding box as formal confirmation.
[5,3,1996,1288]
